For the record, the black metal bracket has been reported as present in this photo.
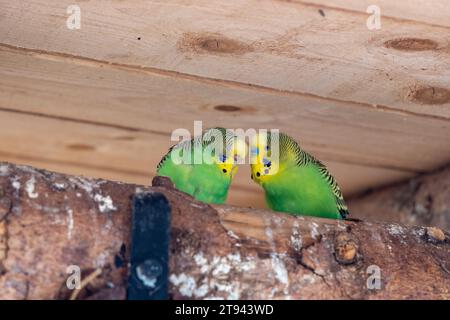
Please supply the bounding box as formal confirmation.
[127,192,171,300]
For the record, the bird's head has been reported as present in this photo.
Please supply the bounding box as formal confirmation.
[215,135,247,178]
[250,131,282,185]
[198,128,247,178]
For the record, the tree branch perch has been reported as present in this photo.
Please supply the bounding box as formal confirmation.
[0,162,448,299]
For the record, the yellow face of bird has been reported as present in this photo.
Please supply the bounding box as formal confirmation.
[215,137,247,178]
[250,133,280,184]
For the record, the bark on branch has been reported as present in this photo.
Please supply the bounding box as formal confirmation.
[0,162,448,300]
[349,165,450,231]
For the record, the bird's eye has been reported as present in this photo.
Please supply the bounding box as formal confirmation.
[222,168,227,173]
[256,172,261,177]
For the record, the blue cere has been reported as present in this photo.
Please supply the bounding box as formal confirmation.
[250,147,259,156]
[262,158,271,167]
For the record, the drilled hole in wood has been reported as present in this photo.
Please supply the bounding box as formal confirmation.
[408,86,450,105]
[214,105,242,112]
[384,38,439,51]
[67,144,96,151]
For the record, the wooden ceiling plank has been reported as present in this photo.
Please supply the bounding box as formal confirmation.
[295,0,450,29]
[0,110,413,208]
[1,0,449,118]
[1,48,449,173]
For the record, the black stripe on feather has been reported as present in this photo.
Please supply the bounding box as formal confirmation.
[269,132,350,219]
[157,127,234,171]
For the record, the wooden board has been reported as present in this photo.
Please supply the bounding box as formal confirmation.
[1,46,449,173]
[0,109,412,208]
[296,0,450,28]
[0,0,449,119]
[0,1,449,209]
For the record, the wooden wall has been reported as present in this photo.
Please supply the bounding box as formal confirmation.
[0,0,449,208]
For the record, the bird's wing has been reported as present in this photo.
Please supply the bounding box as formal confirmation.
[156,144,177,171]
[316,162,349,219]
[272,132,349,219]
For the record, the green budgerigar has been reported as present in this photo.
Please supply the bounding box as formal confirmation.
[157,127,245,204]
[250,131,349,219]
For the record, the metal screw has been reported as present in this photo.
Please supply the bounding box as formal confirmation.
[136,259,163,289]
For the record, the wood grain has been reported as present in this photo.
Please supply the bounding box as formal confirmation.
[1,46,449,173]
[296,0,450,28]
[0,109,413,208]
[1,1,450,209]
[0,0,449,118]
